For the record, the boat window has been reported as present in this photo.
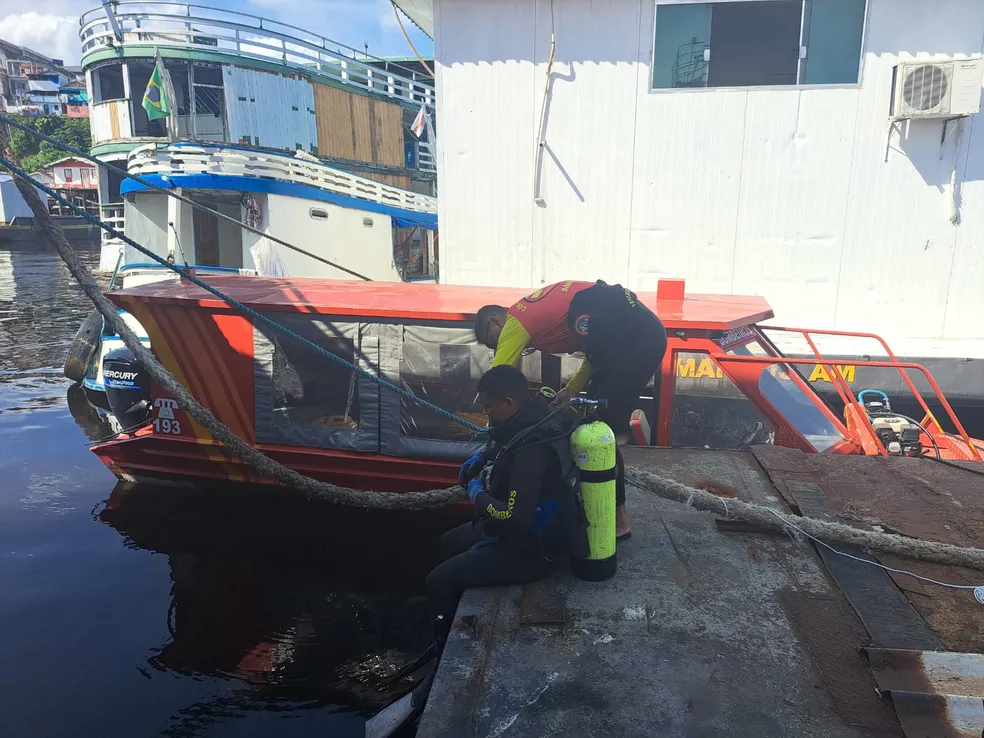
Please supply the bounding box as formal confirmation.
[399,325,490,443]
[725,339,845,452]
[271,332,361,430]
[671,351,774,449]
[92,63,125,102]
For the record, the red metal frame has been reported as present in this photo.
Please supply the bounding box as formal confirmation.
[759,327,981,461]
[712,354,982,461]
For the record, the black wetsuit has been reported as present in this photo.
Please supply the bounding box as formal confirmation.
[567,281,667,506]
[425,401,588,633]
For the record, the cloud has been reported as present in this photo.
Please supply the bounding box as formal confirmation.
[0,12,80,65]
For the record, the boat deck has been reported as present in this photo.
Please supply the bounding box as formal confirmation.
[418,447,984,738]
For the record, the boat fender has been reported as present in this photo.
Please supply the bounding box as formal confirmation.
[63,309,103,383]
[569,421,618,582]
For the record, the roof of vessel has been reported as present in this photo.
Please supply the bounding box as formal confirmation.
[108,276,774,330]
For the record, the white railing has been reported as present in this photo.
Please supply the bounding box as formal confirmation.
[79,3,435,108]
[101,203,125,232]
[127,143,439,214]
[418,140,436,173]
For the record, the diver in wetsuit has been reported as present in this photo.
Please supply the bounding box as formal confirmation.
[474,280,667,539]
[424,365,589,635]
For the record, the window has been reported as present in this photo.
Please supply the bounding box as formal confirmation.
[63,168,73,183]
[399,326,489,443]
[671,351,774,449]
[92,63,125,102]
[271,334,360,430]
[652,0,867,89]
[724,338,845,451]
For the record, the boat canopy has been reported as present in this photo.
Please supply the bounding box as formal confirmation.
[109,276,774,329]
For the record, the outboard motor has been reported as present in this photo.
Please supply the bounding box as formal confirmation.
[102,347,151,431]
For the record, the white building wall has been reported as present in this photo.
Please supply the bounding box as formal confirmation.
[241,193,402,281]
[434,0,984,344]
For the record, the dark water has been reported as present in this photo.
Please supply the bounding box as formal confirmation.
[0,246,459,737]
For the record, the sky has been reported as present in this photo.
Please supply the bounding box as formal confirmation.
[0,0,433,66]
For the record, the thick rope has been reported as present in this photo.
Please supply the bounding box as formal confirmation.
[0,114,373,281]
[627,467,984,572]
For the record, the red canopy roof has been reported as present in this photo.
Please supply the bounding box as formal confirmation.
[108,276,774,330]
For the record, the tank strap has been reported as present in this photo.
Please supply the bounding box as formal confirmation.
[579,467,618,483]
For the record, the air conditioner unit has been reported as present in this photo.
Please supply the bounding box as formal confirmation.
[889,58,984,120]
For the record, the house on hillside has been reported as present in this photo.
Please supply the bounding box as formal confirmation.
[34,157,98,215]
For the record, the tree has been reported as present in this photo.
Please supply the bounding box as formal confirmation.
[9,115,91,173]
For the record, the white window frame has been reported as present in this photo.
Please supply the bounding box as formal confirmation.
[649,0,870,93]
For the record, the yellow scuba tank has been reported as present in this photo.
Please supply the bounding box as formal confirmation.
[569,420,617,581]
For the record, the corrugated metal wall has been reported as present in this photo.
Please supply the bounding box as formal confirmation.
[434,0,984,343]
[223,66,317,152]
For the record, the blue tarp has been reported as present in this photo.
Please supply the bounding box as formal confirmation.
[120,172,438,230]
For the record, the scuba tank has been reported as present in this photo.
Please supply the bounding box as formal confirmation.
[569,420,618,582]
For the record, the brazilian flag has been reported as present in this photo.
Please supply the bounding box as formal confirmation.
[142,62,169,121]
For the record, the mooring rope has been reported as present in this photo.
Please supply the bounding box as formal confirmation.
[6,130,984,590]
[626,468,984,581]
[0,114,373,281]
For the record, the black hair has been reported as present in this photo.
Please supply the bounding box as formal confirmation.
[477,365,530,404]
[474,304,507,346]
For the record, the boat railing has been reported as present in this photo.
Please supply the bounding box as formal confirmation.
[126,142,439,214]
[713,349,982,461]
[418,140,437,172]
[79,2,435,108]
[99,203,126,246]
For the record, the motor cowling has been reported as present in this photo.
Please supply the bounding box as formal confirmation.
[102,347,151,431]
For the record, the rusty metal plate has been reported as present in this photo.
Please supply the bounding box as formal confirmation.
[782,591,902,736]
[784,480,943,652]
[866,648,984,698]
[889,690,984,738]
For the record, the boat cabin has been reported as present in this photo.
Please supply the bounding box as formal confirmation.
[93,276,982,492]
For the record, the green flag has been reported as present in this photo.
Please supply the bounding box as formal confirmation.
[142,62,169,121]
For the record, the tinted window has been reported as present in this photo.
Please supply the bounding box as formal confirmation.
[652,0,867,89]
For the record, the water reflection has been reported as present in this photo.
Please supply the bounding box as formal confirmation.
[0,248,102,378]
[0,245,460,736]
[97,483,463,735]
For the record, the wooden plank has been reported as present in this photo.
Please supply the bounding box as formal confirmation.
[350,94,372,162]
[784,480,943,651]
[313,83,356,160]
[361,172,410,188]
[375,99,406,167]
[109,101,121,140]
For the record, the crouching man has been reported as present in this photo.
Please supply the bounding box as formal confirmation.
[425,365,590,635]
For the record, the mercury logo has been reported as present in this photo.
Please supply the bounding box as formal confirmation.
[105,370,139,380]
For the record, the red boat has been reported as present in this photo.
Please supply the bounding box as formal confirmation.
[91,276,983,492]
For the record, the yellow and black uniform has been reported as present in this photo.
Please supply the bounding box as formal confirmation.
[424,401,589,634]
[491,280,667,508]
[496,280,665,445]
